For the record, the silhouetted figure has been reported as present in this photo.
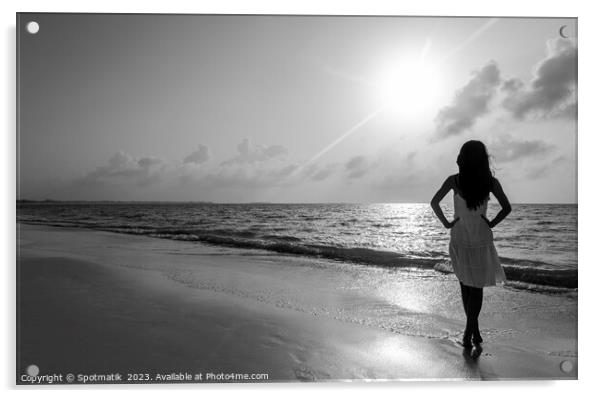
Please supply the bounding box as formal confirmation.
[430,140,511,349]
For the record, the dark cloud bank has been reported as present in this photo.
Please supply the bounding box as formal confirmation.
[73,151,165,188]
[345,155,370,179]
[435,61,502,140]
[502,39,577,119]
[434,38,577,140]
[183,144,210,165]
[488,135,554,163]
[220,138,287,166]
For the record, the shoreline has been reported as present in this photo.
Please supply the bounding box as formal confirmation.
[17,223,577,383]
[17,220,578,291]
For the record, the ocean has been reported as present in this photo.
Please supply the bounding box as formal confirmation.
[17,201,577,290]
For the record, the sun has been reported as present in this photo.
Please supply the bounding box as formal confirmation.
[377,57,444,122]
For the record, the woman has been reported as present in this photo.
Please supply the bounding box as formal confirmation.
[430,140,511,349]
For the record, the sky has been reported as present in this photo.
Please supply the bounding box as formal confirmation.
[17,14,577,203]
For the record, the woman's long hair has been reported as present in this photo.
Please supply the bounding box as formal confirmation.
[456,140,493,210]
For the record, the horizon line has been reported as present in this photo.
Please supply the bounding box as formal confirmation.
[16,199,578,205]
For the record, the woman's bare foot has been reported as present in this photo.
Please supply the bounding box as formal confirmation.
[472,330,483,345]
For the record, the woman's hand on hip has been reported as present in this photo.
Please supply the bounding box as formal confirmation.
[480,214,494,228]
[445,217,460,229]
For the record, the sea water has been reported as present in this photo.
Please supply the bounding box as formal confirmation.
[17,201,577,289]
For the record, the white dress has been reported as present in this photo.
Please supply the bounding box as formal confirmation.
[449,193,506,288]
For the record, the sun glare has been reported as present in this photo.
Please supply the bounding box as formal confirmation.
[377,57,444,122]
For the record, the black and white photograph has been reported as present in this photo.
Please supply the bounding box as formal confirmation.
[16,12,577,384]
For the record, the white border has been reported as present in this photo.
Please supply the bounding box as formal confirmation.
[3,1,598,397]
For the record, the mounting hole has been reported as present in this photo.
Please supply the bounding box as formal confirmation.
[26,21,39,34]
[560,360,574,373]
[26,364,39,377]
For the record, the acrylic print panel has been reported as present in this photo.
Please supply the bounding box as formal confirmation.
[16,13,577,384]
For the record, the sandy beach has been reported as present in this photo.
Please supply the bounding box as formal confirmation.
[17,223,577,383]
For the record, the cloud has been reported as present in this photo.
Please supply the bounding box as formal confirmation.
[271,164,298,179]
[183,144,210,165]
[488,135,554,163]
[73,151,165,187]
[372,150,420,189]
[553,102,577,119]
[345,155,370,179]
[177,138,294,190]
[220,138,287,166]
[526,156,568,179]
[137,157,162,169]
[434,61,502,139]
[432,38,577,140]
[310,163,338,181]
[502,38,577,119]
[525,164,549,180]
[188,163,298,190]
[286,162,339,183]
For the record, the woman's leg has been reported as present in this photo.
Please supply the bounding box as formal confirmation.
[460,283,472,346]
[459,282,469,316]
[467,286,483,344]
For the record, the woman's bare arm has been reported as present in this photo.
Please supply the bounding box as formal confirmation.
[430,176,459,229]
[482,178,512,228]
